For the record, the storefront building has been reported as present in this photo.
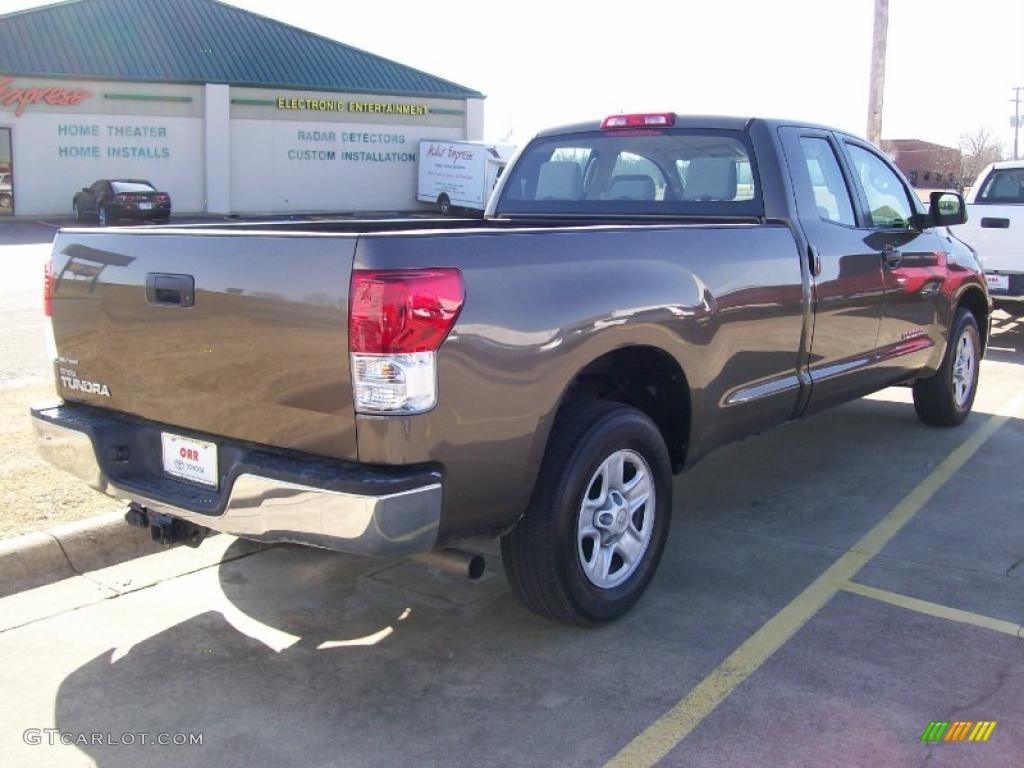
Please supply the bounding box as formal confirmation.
[0,0,483,217]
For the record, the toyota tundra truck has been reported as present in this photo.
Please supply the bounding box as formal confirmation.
[956,159,1024,313]
[32,114,990,625]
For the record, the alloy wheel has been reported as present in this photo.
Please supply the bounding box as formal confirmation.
[576,449,656,589]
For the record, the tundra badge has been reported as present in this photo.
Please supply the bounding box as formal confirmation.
[58,368,111,397]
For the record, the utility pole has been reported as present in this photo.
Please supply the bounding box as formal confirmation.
[1013,86,1023,161]
[866,0,889,146]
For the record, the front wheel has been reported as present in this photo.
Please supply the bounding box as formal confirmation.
[501,400,672,625]
[98,206,110,226]
[437,194,451,216]
[912,307,981,426]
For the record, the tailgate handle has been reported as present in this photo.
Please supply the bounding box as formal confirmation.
[980,217,1010,229]
[146,273,195,307]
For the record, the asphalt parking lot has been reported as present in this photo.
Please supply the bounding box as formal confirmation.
[0,221,1022,767]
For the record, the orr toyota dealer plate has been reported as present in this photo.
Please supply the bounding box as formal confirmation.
[986,273,1009,293]
[161,432,218,488]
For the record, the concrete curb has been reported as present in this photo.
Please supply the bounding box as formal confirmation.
[0,511,161,598]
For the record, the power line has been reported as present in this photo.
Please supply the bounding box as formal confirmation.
[1012,86,1023,161]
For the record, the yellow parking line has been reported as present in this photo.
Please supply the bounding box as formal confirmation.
[840,582,1023,637]
[604,396,1024,768]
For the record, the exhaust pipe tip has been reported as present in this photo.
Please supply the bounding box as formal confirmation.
[466,552,486,580]
[413,548,486,580]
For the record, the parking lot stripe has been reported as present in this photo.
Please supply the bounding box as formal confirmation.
[840,582,1023,637]
[604,396,1024,768]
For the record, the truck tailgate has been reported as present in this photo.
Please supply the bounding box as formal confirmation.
[48,229,358,460]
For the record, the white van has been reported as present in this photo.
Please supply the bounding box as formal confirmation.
[417,141,513,215]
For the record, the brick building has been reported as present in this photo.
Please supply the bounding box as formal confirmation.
[880,139,961,189]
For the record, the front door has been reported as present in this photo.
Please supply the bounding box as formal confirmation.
[0,127,12,216]
[841,139,946,379]
[780,128,888,413]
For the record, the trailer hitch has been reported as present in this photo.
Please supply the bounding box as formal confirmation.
[124,503,208,548]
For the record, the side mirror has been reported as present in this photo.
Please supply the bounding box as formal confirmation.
[81,187,89,193]
[928,191,966,227]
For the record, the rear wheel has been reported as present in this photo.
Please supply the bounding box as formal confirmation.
[912,307,980,426]
[501,400,672,625]
[0,192,11,209]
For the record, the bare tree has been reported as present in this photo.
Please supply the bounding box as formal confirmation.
[958,127,1005,187]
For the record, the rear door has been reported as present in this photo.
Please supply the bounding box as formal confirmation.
[779,128,887,412]
[49,230,359,460]
[840,139,947,379]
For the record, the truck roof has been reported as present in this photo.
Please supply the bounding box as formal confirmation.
[534,115,842,138]
[986,159,1024,170]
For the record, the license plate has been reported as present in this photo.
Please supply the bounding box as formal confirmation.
[986,273,1009,292]
[161,432,218,488]
[139,202,153,210]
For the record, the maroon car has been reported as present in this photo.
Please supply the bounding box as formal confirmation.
[72,179,171,226]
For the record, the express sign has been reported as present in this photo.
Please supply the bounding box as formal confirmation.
[0,75,93,117]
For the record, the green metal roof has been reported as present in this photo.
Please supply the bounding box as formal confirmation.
[0,0,483,99]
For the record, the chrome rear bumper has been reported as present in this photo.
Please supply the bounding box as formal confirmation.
[31,403,442,555]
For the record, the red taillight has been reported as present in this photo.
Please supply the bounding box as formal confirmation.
[601,112,676,130]
[43,261,53,317]
[114,193,130,202]
[154,193,169,203]
[349,269,464,354]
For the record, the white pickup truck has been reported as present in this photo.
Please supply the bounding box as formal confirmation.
[957,160,1024,313]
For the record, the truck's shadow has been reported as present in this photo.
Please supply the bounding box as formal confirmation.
[51,397,1021,768]
[985,309,1024,365]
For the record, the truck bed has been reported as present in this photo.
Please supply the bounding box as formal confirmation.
[44,214,774,481]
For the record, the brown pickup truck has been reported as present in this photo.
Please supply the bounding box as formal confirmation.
[33,113,990,625]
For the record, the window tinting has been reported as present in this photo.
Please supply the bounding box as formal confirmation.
[797,137,856,226]
[846,144,913,228]
[977,168,1024,203]
[111,181,155,194]
[497,129,761,216]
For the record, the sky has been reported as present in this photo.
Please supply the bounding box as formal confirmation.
[1,0,1022,151]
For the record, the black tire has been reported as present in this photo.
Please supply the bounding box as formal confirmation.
[437,194,451,216]
[501,400,672,625]
[912,307,981,427]
[98,206,109,226]
[72,200,83,222]
[0,192,11,209]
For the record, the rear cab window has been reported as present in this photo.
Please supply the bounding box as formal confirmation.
[975,168,1024,204]
[496,128,762,217]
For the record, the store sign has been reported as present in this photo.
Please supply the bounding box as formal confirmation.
[276,96,426,116]
[0,76,93,117]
